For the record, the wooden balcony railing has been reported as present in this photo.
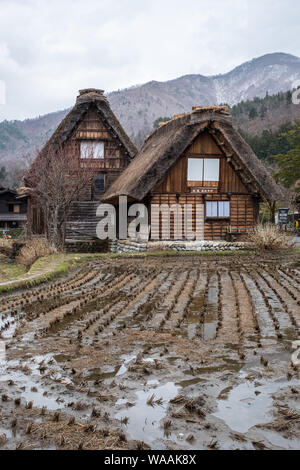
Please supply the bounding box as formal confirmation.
[80,158,128,170]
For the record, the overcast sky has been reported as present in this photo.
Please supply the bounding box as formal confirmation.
[0,0,299,121]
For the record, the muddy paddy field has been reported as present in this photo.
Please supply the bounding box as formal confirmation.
[0,253,299,450]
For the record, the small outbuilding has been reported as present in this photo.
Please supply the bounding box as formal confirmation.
[0,187,27,231]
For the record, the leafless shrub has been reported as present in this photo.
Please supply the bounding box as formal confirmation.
[0,238,13,256]
[16,238,56,266]
[247,224,294,251]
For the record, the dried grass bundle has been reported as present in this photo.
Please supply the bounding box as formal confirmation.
[247,224,294,251]
[16,238,56,266]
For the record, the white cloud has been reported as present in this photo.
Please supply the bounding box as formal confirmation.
[0,0,299,120]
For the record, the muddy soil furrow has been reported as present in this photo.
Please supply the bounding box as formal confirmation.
[277,268,300,292]
[85,271,160,338]
[259,268,300,335]
[145,270,189,331]
[277,269,300,297]
[37,273,139,337]
[126,269,177,329]
[0,266,100,314]
[0,254,299,451]
[205,271,220,340]
[162,269,199,335]
[217,270,240,343]
[256,269,294,333]
[227,271,245,357]
[185,269,208,340]
[240,272,276,342]
[230,271,256,338]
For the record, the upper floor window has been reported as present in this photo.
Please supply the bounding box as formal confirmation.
[80,140,104,159]
[188,158,220,182]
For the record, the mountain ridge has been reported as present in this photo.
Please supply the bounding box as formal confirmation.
[1,52,300,164]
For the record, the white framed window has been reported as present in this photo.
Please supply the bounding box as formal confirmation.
[80,140,104,159]
[206,201,230,218]
[188,158,220,182]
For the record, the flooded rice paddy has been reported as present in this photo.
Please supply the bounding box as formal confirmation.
[0,253,299,450]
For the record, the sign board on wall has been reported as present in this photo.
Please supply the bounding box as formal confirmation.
[278,208,289,224]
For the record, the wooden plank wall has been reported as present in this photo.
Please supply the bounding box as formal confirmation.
[230,195,256,232]
[65,105,131,201]
[150,130,259,241]
[28,104,133,239]
[153,132,248,195]
[188,132,222,155]
[30,203,45,235]
[150,194,204,240]
[154,158,187,194]
[219,158,247,193]
[203,193,230,241]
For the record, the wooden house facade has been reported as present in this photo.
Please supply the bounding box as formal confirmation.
[0,188,27,231]
[24,89,137,240]
[103,106,283,241]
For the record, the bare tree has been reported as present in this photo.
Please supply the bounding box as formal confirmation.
[266,200,277,224]
[0,158,28,190]
[27,144,92,250]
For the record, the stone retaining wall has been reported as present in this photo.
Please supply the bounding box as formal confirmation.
[110,239,250,253]
[109,240,147,253]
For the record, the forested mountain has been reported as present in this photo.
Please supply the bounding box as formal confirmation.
[1,52,300,169]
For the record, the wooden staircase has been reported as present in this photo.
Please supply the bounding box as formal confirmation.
[66,201,103,241]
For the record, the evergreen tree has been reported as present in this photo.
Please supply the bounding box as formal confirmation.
[248,107,258,119]
[273,120,300,191]
[240,122,294,161]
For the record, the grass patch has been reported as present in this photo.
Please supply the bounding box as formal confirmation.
[0,254,27,282]
[0,253,102,294]
[276,247,300,255]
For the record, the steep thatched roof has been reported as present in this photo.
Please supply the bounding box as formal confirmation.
[103,107,284,203]
[25,89,137,185]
